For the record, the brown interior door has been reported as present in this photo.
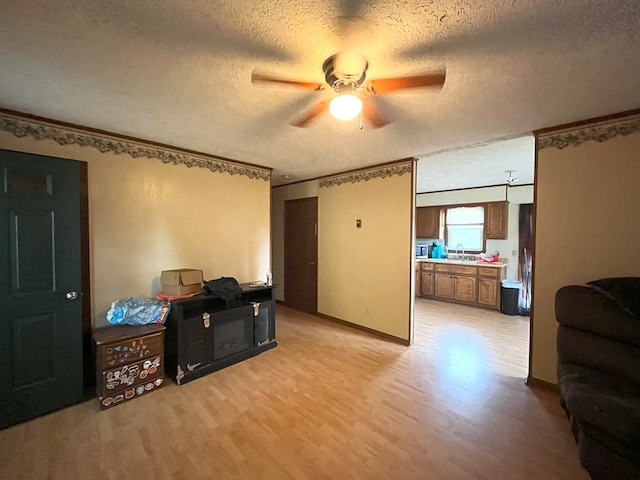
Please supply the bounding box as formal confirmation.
[284,197,317,314]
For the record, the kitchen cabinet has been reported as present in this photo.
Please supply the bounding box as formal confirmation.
[485,201,508,239]
[435,265,476,303]
[418,260,506,310]
[416,206,441,238]
[454,275,477,303]
[478,277,499,308]
[434,273,454,299]
[420,262,435,297]
[477,267,502,308]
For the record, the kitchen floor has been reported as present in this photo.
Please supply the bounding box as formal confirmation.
[414,297,530,379]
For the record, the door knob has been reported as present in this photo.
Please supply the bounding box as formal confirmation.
[65,291,78,300]
[309,262,316,265]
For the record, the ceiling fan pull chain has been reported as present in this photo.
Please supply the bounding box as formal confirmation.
[359,108,363,130]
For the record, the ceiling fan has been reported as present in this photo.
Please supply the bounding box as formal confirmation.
[251,52,446,128]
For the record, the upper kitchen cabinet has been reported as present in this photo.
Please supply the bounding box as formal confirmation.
[485,201,508,239]
[416,206,442,238]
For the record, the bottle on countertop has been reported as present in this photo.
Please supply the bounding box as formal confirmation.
[266,270,273,286]
[431,241,440,259]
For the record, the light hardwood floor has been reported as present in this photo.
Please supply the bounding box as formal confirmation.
[0,300,588,479]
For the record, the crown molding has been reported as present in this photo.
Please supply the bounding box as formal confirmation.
[0,110,271,181]
[319,161,413,188]
[536,112,640,150]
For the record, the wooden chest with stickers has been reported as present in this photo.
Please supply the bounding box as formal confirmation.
[93,324,165,410]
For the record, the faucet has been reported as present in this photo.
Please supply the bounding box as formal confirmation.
[456,243,464,259]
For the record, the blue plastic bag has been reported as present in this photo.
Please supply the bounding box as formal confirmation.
[107,298,170,326]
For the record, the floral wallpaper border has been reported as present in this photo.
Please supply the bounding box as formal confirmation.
[0,111,271,181]
[537,114,640,150]
[319,161,413,188]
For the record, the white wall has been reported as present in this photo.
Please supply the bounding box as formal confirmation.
[416,185,534,279]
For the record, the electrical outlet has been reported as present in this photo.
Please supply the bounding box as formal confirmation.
[512,250,517,256]
[356,219,362,228]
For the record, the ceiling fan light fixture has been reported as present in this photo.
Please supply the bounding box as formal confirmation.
[329,94,362,121]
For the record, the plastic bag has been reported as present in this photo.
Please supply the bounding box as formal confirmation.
[107,297,171,326]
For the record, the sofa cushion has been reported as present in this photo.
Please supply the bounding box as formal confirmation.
[558,363,640,447]
[556,285,640,347]
[587,277,640,318]
[557,325,640,383]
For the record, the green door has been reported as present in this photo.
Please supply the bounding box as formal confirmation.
[0,149,84,429]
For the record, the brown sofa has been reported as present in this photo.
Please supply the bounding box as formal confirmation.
[555,278,640,479]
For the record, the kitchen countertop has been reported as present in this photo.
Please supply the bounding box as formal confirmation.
[416,257,507,268]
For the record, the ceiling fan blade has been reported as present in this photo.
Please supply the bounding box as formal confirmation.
[362,99,391,129]
[290,101,329,127]
[251,72,324,91]
[367,72,446,95]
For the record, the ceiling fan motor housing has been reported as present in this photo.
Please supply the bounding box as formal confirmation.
[322,54,368,90]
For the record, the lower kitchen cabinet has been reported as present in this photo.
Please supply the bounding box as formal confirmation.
[421,272,434,297]
[434,274,454,299]
[454,275,477,303]
[420,262,434,297]
[419,261,506,310]
[434,274,477,303]
[477,266,504,309]
[478,277,500,308]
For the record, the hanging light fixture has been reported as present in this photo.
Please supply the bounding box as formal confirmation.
[329,94,362,121]
[329,82,362,121]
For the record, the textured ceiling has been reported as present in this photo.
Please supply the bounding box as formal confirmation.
[1,0,639,189]
[416,134,535,193]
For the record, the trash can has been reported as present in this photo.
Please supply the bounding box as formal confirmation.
[501,279,522,315]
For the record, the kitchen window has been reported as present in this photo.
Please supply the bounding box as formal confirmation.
[445,206,484,252]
